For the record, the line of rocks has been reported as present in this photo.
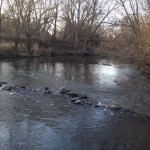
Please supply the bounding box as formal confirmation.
[59,87,92,105]
[58,87,149,120]
[0,81,150,120]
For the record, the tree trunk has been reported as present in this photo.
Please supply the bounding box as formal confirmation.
[53,6,58,40]
[83,37,88,51]
[27,35,32,55]
[14,41,18,50]
[14,37,19,53]
[74,0,81,51]
[0,8,2,44]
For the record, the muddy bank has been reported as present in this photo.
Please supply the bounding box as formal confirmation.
[0,51,97,59]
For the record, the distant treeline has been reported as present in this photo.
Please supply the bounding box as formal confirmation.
[0,0,150,64]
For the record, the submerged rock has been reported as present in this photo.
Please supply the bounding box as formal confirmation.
[67,92,78,98]
[79,93,88,99]
[122,109,135,114]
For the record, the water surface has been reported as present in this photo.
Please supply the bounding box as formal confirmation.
[0,56,150,150]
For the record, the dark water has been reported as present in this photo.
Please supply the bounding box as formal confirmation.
[0,56,150,150]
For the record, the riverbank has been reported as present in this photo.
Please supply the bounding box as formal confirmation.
[125,57,150,75]
[0,47,150,75]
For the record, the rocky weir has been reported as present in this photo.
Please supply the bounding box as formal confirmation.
[0,82,150,121]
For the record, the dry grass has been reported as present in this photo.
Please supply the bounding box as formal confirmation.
[31,43,40,55]
[139,23,150,57]
[0,42,14,54]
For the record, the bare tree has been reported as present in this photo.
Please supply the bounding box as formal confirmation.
[0,0,4,43]
[141,0,150,15]
[52,0,62,40]
[117,0,141,37]
[74,0,81,50]
[5,0,24,51]
[61,0,76,41]
[16,0,55,54]
[61,0,117,51]
[82,0,117,51]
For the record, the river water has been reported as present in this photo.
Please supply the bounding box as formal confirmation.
[0,56,150,150]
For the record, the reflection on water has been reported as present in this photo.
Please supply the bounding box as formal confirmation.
[0,56,150,150]
[100,65,117,76]
[93,65,118,86]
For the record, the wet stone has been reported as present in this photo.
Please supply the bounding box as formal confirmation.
[1,85,13,91]
[74,100,84,105]
[110,106,124,111]
[102,63,112,66]
[20,86,26,89]
[70,97,80,102]
[143,115,150,120]
[0,81,7,87]
[86,101,92,105]
[15,86,26,90]
[94,102,106,108]
[44,87,52,94]
[59,87,71,94]
[32,89,38,92]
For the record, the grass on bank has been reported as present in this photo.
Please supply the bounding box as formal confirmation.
[0,42,43,57]
[0,42,14,54]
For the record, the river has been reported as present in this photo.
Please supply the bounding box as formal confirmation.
[0,56,150,150]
